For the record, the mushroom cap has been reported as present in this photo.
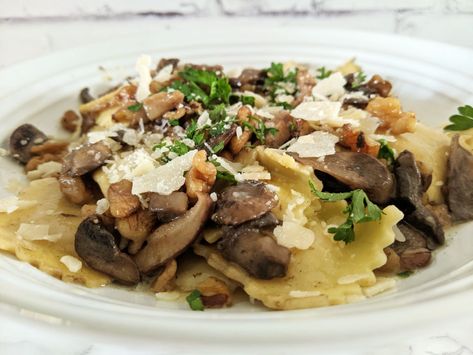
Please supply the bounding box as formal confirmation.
[212,181,278,226]
[9,124,48,163]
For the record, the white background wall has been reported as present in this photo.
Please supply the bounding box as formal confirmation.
[0,0,472,68]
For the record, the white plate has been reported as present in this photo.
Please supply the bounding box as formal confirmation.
[1,20,473,352]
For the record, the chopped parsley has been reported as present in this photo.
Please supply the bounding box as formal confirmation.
[397,271,413,278]
[168,119,180,126]
[309,181,383,243]
[211,141,225,153]
[242,116,278,145]
[127,103,143,112]
[264,62,297,103]
[316,66,333,80]
[210,159,237,184]
[169,141,190,156]
[168,67,231,108]
[377,139,396,166]
[241,95,256,106]
[444,105,473,131]
[186,289,204,311]
[351,71,367,89]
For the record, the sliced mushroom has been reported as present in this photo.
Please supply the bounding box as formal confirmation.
[107,179,140,218]
[392,222,432,271]
[229,68,266,92]
[292,152,394,205]
[75,215,140,285]
[446,135,473,221]
[211,181,278,225]
[9,124,48,163]
[142,91,185,120]
[293,68,316,106]
[148,191,189,223]
[217,213,290,280]
[115,209,156,254]
[62,141,112,177]
[79,88,95,104]
[264,111,293,148]
[58,173,94,205]
[157,58,179,72]
[150,259,177,292]
[394,150,444,246]
[134,193,212,274]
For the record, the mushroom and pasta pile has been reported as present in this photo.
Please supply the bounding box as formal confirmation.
[1,56,472,310]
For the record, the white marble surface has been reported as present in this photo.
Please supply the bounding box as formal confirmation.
[0,1,473,354]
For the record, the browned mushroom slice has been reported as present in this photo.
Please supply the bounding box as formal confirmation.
[394,150,444,246]
[142,91,184,120]
[115,209,156,254]
[134,193,212,274]
[150,259,177,292]
[446,135,473,221]
[392,223,432,271]
[107,179,140,218]
[229,68,266,92]
[62,141,112,177]
[291,152,394,205]
[157,58,179,72]
[217,214,290,280]
[293,68,316,106]
[211,181,278,226]
[9,124,48,163]
[148,191,189,222]
[75,215,140,285]
[264,111,293,148]
[58,173,94,205]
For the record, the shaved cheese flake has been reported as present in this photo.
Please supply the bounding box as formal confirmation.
[210,192,218,202]
[289,290,322,298]
[26,161,63,180]
[155,291,182,301]
[87,130,118,144]
[95,198,110,215]
[60,255,82,273]
[363,277,396,297]
[273,221,315,250]
[197,111,211,128]
[132,150,197,195]
[312,72,346,100]
[236,126,243,139]
[104,148,157,183]
[154,64,173,82]
[242,90,267,108]
[287,131,339,158]
[255,108,274,119]
[0,196,37,213]
[16,223,62,242]
[370,134,397,142]
[291,101,341,122]
[337,273,371,285]
[135,54,152,102]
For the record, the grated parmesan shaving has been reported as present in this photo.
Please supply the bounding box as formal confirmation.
[154,64,173,82]
[16,223,62,242]
[273,221,315,250]
[210,192,218,202]
[135,54,152,102]
[132,150,197,195]
[197,111,211,128]
[289,290,322,298]
[337,273,370,285]
[311,72,346,100]
[60,255,82,273]
[95,198,110,215]
[0,196,37,214]
[26,161,63,181]
[103,148,157,183]
[362,277,396,297]
[286,131,339,158]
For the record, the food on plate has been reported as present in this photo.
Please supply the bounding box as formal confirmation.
[1,56,472,310]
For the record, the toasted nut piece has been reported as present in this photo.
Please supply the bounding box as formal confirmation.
[30,140,69,156]
[58,173,94,205]
[107,179,140,218]
[197,276,232,308]
[220,150,233,161]
[163,107,186,120]
[230,106,253,154]
[150,260,177,292]
[115,209,156,254]
[366,97,416,134]
[185,150,217,199]
[339,124,380,157]
[61,110,80,132]
[25,153,63,172]
[81,204,97,218]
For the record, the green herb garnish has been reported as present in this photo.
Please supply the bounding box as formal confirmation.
[309,181,383,243]
[127,103,143,112]
[186,290,204,311]
[351,71,367,89]
[316,66,333,80]
[169,141,190,156]
[168,119,180,126]
[377,139,396,166]
[210,159,237,184]
[241,95,256,106]
[397,271,413,278]
[211,141,225,153]
[444,105,473,131]
[264,62,297,104]
[209,104,227,122]
[242,116,278,145]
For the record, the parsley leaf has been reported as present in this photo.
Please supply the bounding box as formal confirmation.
[241,95,256,106]
[169,141,190,156]
[242,116,278,145]
[309,181,383,243]
[316,66,333,80]
[211,141,225,153]
[168,119,180,126]
[377,139,396,166]
[397,271,413,278]
[444,105,473,131]
[169,67,231,108]
[127,103,143,112]
[264,62,297,104]
[209,104,227,122]
[351,71,367,88]
[186,289,204,311]
[210,159,237,184]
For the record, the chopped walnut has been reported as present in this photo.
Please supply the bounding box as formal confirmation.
[229,106,253,154]
[366,97,416,135]
[25,153,63,172]
[185,150,217,199]
[115,209,156,254]
[338,124,380,156]
[58,173,94,205]
[197,277,232,308]
[61,110,80,133]
[107,179,140,218]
